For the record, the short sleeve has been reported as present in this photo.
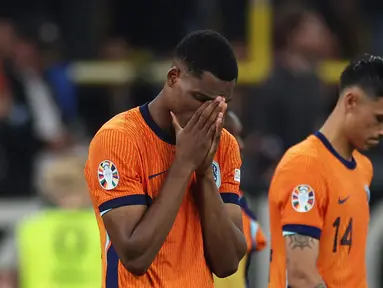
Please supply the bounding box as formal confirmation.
[271,155,327,240]
[85,129,149,216]
[217,132,242,204]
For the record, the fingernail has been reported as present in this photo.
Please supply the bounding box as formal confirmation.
[215,96,222,102]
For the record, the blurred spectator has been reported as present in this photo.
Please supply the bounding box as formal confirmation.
[243,6,336,194]
[13,35,68,149]
[42,22,79,127]
[38,152,90,209]
[314,0,368,58]
[0,19,67,198]
[0,151,90,288]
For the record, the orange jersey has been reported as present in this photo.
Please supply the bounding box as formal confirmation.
[84,104,242,288]
[268,132,373,288]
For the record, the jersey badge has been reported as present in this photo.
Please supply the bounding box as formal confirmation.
[364,184,370,202]
[291,184,315,213]
[98,160,119,190]
[212,161,221,188]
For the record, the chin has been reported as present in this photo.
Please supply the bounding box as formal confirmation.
[367,141,380,149]
[355,142,369,151]
[358,145,370,151]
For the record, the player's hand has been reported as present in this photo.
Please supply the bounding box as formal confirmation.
[171,99,223,171]
[196,98,227,176]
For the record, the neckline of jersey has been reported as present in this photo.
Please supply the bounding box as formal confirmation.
[314,131,356,170]
[139,102,176,145]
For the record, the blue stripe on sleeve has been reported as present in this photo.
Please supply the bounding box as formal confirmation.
[99,194,153,214]
[220,192,240,205]
[282,224,321,240]
[239,196,257,220]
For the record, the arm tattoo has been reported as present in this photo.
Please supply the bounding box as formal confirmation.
[313,284,327,288]
[287,235,316,250]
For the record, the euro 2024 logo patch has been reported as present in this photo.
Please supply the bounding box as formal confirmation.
[291,184,315,213]
[98,160,119,190]
[212,161,221,188]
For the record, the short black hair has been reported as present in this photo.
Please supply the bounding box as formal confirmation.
[340,53,383,98]
[174,30,238,82]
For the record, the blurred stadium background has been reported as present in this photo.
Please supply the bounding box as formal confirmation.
[0,0,383,287]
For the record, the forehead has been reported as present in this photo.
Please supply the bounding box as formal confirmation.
[187,70,236,100]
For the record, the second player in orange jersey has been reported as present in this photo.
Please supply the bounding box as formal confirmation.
[268,54,383,288]
[85,30,247,288]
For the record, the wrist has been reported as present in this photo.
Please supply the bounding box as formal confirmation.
[172,157,195,177]
[195,167,214,179]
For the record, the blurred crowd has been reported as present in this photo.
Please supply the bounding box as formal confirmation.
[0,0,383,287]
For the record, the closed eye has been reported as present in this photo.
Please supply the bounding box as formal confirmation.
[193,93,212,102]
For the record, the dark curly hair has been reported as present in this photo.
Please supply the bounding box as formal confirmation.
[174,30,238,82]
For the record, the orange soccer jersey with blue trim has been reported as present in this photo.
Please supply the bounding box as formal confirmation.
[268,131,373,288]
[84,103,242,288]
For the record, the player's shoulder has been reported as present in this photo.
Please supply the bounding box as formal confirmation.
[216,129,240,160]
[219,128,238,148]
[91,106,146,145]
[353,150,372,169]
[85,108,145,180]
[276,135,324,171]
[97,107,144,136]
[353,150,374,180]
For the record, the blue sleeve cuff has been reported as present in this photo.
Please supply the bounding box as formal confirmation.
[220,192,240,205]
[282,224,321,240]
[239,196,257,220]
[99,194,153,214]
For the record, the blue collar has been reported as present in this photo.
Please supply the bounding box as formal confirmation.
[314,131,356,170]
[139,103,176,145]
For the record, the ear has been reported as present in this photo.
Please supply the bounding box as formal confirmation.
[166,66,180,88]
[343,88,359,112]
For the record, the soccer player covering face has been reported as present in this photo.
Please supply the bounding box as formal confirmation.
[213,110,267,288]
[84,30,247,288]
[268,53,383,288]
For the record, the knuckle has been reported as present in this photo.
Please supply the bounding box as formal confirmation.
[199,114,207,122]
[196,109,203,116]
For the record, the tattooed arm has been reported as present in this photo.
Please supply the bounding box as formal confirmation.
[284,234,326,288]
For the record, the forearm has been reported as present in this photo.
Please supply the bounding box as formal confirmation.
[129,159,193,267]
[286,235,325,288]
[287,271,325,288]
[195,173,247,276]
